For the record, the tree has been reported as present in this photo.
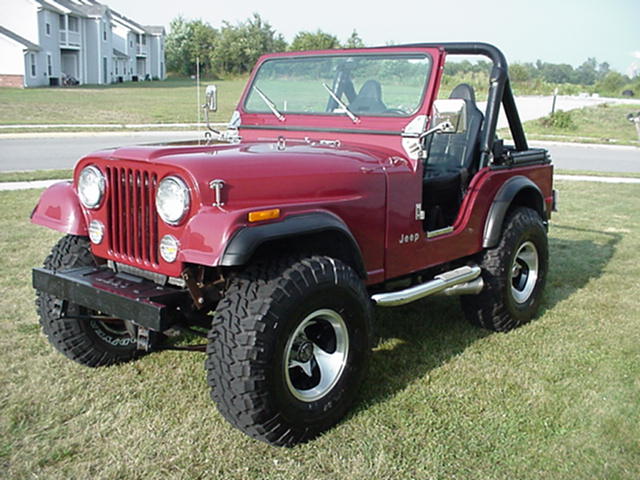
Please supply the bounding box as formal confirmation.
[573,58,597,85]
[188,20,218,76]
[597,61,610,80]
[165,17,217,76]
[344,30,364,48]
[595,71,629,95]
[510,63,531,83]
[165,16,192,76]
[290,30,340,51]
[212,13,287,75]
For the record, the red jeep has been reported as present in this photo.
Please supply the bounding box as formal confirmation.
[32,43,555,446]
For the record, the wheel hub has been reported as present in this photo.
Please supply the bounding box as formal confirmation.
[284,309,349,402]
[510,240,539,304]
[293,340,314,363]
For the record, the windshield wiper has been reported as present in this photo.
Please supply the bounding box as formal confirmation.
[322,82,359,124]
[253,86,285,121]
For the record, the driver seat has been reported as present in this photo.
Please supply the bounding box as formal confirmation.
[422,83,484,230]
[349,80,387,114]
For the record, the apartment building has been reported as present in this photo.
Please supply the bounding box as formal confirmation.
[0,0,165,87]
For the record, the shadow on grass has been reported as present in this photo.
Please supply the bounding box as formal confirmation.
[541,225,621,314]
[358,298,489,407]
[356,224,621,409]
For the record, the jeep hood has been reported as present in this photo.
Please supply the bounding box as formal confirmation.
[86,141,394,208]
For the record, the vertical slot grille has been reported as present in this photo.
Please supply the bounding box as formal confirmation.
[106,166,158,266]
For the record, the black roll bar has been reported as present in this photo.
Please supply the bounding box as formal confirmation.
[399,42,529,166]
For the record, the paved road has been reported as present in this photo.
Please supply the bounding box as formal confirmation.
[0,131,200,172]
[0,131,638,173]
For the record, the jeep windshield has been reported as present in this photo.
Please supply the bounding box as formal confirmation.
[244,54,432,118]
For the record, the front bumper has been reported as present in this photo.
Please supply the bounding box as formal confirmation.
[32,266,184,331]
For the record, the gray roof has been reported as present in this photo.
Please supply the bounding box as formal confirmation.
[112,47,128,58]
[35,0,107,18]
[144,25,165,35]
[0,26,41,51]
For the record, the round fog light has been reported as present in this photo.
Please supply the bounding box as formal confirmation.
[159,235,179,263]
[88,220,104,244]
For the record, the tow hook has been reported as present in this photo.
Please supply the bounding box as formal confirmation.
[136,326,152,351]
[182,268,206,310]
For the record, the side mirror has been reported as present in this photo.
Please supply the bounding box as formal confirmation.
[205,85,218,112]
[431,98,467,134]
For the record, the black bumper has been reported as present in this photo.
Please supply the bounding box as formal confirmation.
[32,266,184,331]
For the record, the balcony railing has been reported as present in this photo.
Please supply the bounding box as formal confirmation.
[136,44,148,56]
[59,30,81,47]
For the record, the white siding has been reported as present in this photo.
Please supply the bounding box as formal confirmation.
[3,0,39,43]
[0,35,26,75]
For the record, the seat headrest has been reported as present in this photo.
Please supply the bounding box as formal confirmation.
[358,80,382,99]
[449,83,476,104]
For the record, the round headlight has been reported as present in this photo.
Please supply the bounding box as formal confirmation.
[78,166,105,209]
[156,176,190,225]
[159,234,179,263]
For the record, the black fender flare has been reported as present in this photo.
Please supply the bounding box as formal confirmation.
[482,175,546,248]
[220,212,367,277]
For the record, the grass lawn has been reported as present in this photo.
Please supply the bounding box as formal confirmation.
[0,77,247,126]
[1,181,639,479]
[508,103,640,146]
[0,169,73,183]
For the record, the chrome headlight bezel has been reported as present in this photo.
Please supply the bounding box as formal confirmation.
[77,165,106,209]
[156,175,190,226]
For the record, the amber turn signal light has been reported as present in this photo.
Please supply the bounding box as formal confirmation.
[248,208,280,223]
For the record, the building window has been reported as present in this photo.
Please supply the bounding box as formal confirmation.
[129,40,133,48]
[45,22,51,36]
[59,15,65,30]
[102,22,107,41]
[47,54,52,76]
[142,35,146,45]
[30,53,36,77]
[68,16,79,32]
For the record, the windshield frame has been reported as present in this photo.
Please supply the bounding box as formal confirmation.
[241,52,433,119]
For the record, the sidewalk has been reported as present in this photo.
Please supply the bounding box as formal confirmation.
[2,174,639,192]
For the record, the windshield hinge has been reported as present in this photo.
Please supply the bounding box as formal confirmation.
[415,203,425,221]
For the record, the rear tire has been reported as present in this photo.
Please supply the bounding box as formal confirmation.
[205,255,372,446]
[36,235,142,367]
[461,207,548,332]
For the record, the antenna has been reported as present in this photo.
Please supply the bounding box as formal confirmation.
[196,56,201,142]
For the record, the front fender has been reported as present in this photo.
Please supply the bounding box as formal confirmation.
[30,181,87,236]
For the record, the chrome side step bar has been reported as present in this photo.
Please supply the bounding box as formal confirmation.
[371,265,483,307]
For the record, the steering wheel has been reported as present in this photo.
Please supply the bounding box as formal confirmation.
[384,108,407,116]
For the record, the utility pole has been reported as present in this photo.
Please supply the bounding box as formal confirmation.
[551,88,558,115]
[628,111,640,142]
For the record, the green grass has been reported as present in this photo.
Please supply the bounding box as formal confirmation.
[0,77,247,126]
[0,169,72,183]
[555,169,640,179]
[509,103,640,146]
[1,181,639,478]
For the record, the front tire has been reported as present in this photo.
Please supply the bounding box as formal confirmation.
[461,207,548,332]
[36,235,142,367]
[205,256,372,446]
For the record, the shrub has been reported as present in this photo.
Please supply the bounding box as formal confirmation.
[540,110,576,129]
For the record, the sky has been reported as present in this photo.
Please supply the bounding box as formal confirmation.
[106,0,639,75]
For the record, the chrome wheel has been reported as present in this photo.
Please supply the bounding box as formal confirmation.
[284,309,349,402]
[510,240,539,304]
